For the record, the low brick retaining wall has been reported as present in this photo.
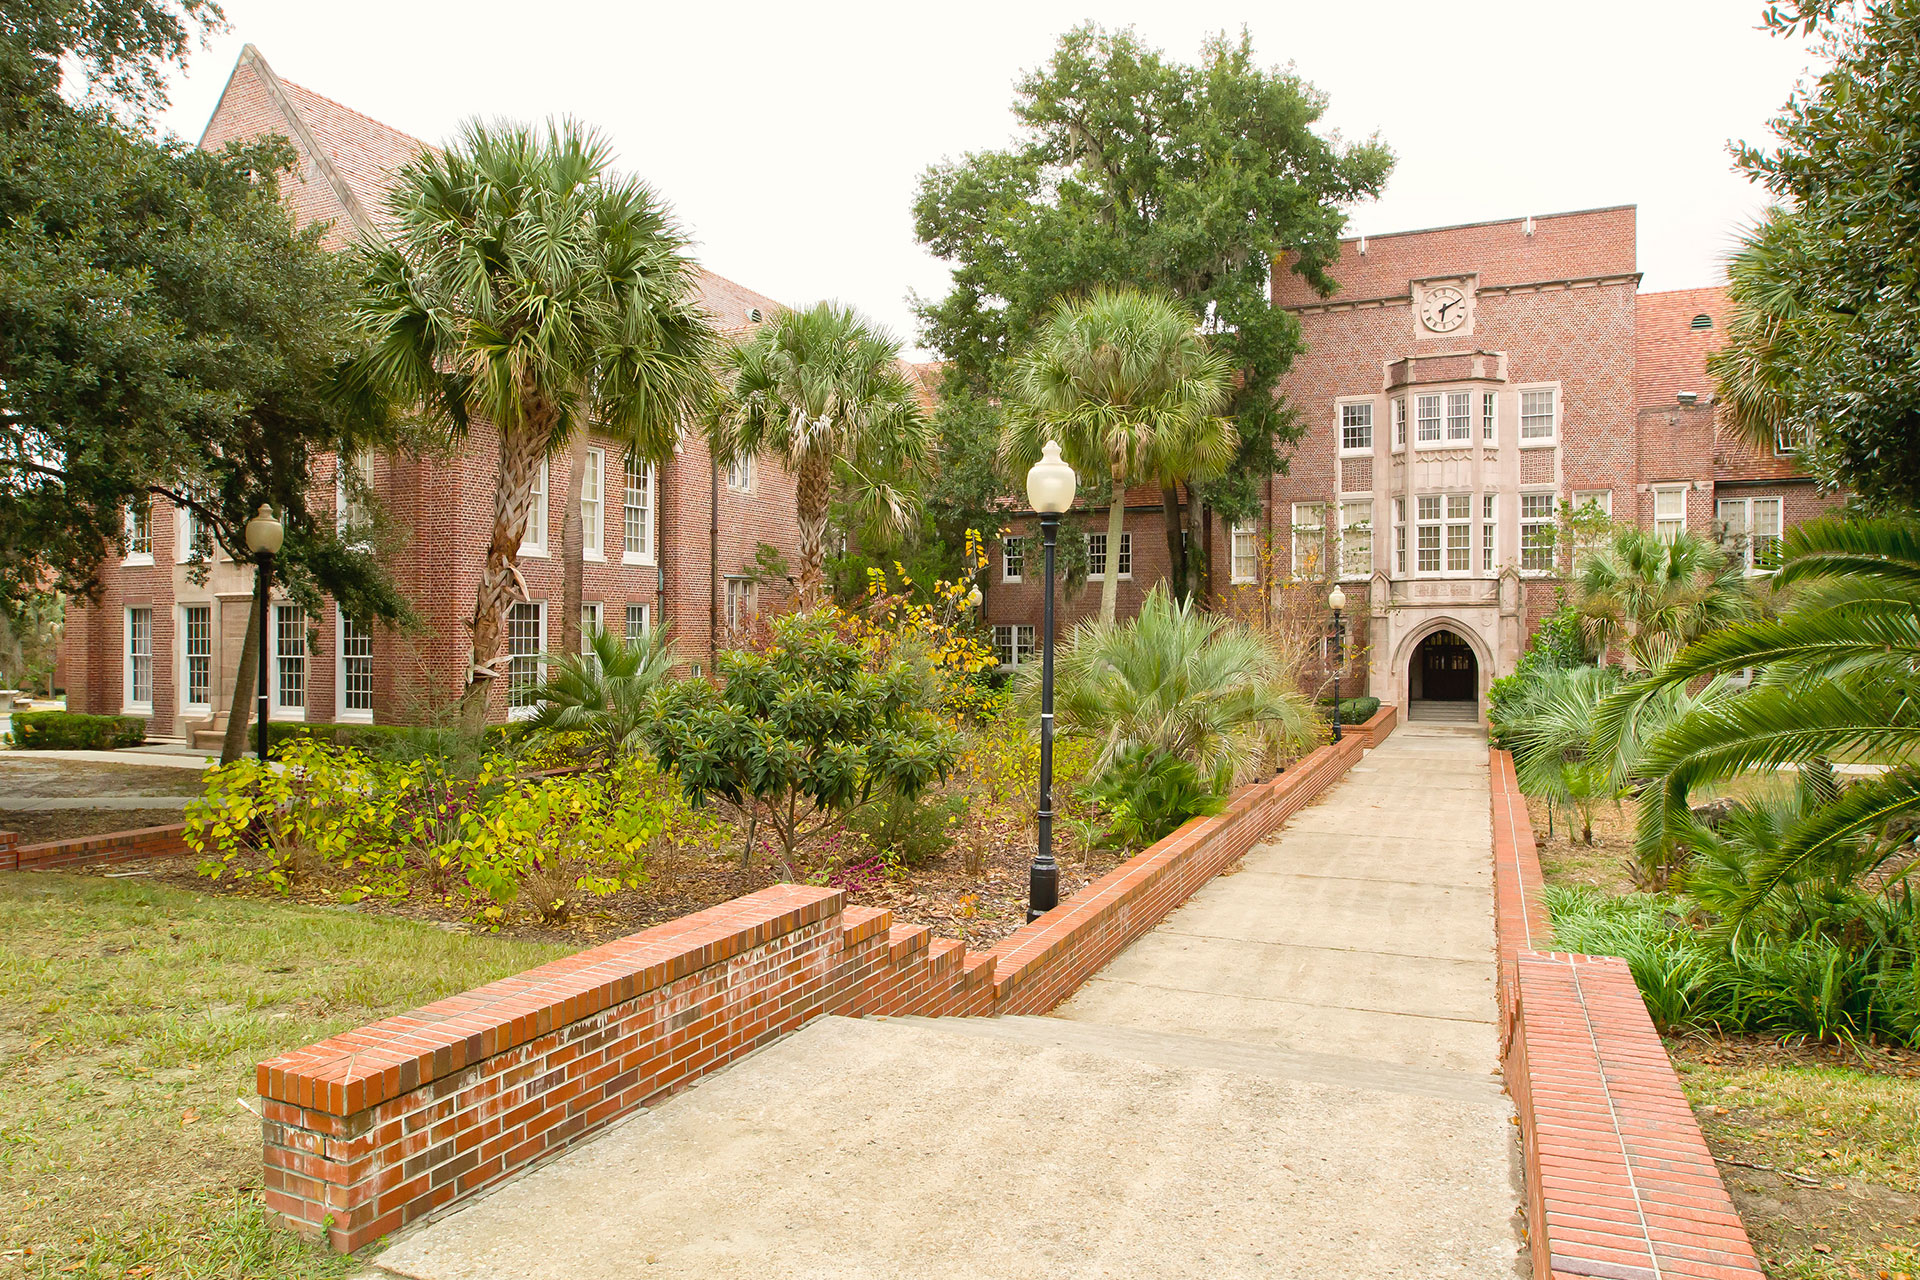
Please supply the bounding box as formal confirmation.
[259,706,1397,1251]
[0,821,189,873]
[1491,748,1764,1280]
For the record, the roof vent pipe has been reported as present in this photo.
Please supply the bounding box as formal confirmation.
[1356,234,1367,255]
[1522,216,1536,237]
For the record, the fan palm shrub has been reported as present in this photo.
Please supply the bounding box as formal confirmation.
[1572,526,1752,671]
[357,119,718,726]
[709,302,931,606]
[524,624,678,762]
[1492,665,1623,847]
[1001,289,1237,622]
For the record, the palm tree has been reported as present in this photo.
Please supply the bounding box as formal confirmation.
[1573,526,1752,671]
[357,119,718,726]
[1595,517,1920,918]
[1708,209,1821,459]
[1033,586,1317,791]
[1002,288,1237,623]
[525,624,678,762]
[708,302,930,607]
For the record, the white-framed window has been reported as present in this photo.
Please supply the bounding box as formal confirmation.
[1392,398,1406,449]
[1340,500,1373,579]
[123,499,153,565]
[1087,531,1133,580]
[1445,494,1472,572]
[124,607,152,712]
[177,504,213,563]
[273,604,306,716]
[520,460,549,556]
[1520,387,1557,442]
[507,601,544,717]
[1774,424,1809,456]
[1573,490,1612,516]
[1231,523,1259,584]
[181,604,211,710]
[1002,536,1026,583]
[1717,496,1784,573]
[1446,392,1472,443]
[1415,496,1442,574]
[337,451,376,541]
[1482,494,1497,573]
[1521,493,1557,572]
[726,453,754,493]
[338,609,372,721]
[1394,497,1407,575]
[580,602,601,651]
[1339,402,1374,453]
[724,578,756,631]
[622,454,656,563]
[1483,392,1496,443]
[581,448,604,559]
[625,603,651,641]
[1654,485,1688,541]
[1415,394,1442,444]
[992,624,1036,667]
[1291,503,1326,575]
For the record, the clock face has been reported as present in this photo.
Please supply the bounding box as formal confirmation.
[1420,285,1468,333]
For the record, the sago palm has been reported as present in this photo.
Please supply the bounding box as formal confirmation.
[1030,586,1316,791]
[356,119,718,725]
[1573,526,1752,671]
[709,302,930,606]
[1002,288,1236,624]
[1595,517,1920,920]
[525,623,679,762]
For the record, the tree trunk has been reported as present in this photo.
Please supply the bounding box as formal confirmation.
[794,449,832,609]
[1160,484,1186,603]
[1185,485,1211,610]
[559,429,590,657]
[1099,465,1127,624]
[462,412,551,730]
[220,586,262,765]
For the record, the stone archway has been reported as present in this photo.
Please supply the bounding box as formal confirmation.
[1393,617,1491,723]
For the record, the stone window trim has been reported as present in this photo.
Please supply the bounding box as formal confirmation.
[1391,397,1407,452]
[1518,382,1561,447]
[177,502,216,564]
[1410,387,1493,451]
[1482,493,1497,574]
[124,606,153,714]
[1290,502,1328,577]
[337,606,373,723]
[1412,493,1476,579]
[1482,392,1497,445]
[1339,499,1374,581]
[1652,484,1690,542]
[1337,399,1375,455]
[1520,490,1558,575]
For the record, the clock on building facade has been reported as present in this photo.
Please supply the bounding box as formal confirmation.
[1414,277,1475,337]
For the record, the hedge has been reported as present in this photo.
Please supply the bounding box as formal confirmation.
[1319,696,1380,725]
[253,721,521,756]
[10,711,148,750]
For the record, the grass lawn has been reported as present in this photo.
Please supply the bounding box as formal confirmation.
[0,873,568,1277]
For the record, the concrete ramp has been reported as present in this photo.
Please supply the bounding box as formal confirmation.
[374,725,1521,1279]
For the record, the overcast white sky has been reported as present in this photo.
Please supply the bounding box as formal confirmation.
[157,2,1818,359]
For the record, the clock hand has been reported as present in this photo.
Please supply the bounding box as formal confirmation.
[1438,298,1459,319]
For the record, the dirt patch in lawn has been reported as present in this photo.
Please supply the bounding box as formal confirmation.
[0,758,204,798]
[3,808,186,846]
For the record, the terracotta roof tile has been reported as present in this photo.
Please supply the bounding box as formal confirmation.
[1635,286,1727,409]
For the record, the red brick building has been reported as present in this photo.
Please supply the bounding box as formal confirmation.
[61,46,803,741]
[986,206,1841,721]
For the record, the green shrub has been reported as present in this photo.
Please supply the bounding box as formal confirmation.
[1319,696,1379,724]
[1079,746,1227,849]
[848,789,967,868]
[11,711,146,749]
[254,720,518,759]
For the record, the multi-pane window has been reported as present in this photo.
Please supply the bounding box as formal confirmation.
[580,602,601,651]
[1446,392,1472,442]
[183,604,211,707]
[992,624,1036,667]
[125,500,153,561]
[1340,500,1373,578]
[507,602,543,711]
[1002,536,1026,582]
[1231,524,1259,583]
[126,607,152,708]
[521,461,548,555]
[626,604,650,641]
[1340,403,1373,452]
[1416,394,1442,443]
[1446,495,1472,571]
[1521,388,1556,441]
[1416,496,1442,573]
[1482,495,1497,572]
[726,454,754,492]
[1654,486,1688,541]
[1717,497,1783,573]
[1774,424,1809,455]
[724,578,755,630]
[180,505,213,562]
[622,454,654,560]
[1086,531,1133,579]
[1394,497,1407,574]
[1291,503,1326,574]
[341,612,372,716]
[1573,490,1612,516]
[1521,494,1557,571]
[1392,398,1406,448]
[1483,393,1496,442]
[337,452,375,540]
[581,449,604,557]
[275,604,306,711]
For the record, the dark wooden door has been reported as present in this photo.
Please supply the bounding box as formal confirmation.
[1421,631,1476,701]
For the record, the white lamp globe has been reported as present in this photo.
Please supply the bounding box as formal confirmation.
[245,505,284,556]
[1328,585,1347,613]
[1025,441,1077,514]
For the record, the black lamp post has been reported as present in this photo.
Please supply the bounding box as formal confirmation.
[1025,441,1077,923]
[1328,584,1347,743]
[245,505,284,764]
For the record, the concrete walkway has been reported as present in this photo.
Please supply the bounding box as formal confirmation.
[373,725,1520,1280]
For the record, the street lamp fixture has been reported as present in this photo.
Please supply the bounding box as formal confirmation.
[1024,442,1077,923]
[1327,585,1347,744]
[245,505,284,764]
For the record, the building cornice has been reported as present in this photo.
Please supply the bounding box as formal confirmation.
[1285,273,1644,316]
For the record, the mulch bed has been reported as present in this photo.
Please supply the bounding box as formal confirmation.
[4,808,186,846]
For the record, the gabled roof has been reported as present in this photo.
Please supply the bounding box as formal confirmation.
[198,45,785,329]
[1635,286,1727,409]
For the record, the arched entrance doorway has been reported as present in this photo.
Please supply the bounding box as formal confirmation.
[1410,629,1479,721]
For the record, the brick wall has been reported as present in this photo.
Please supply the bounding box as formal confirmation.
[1491,749,1765,1279]
[0,823,189,874]
[258,705,1396,1252]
